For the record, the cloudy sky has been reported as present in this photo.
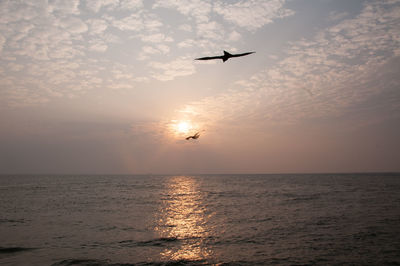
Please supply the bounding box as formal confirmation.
[1,0,399,174]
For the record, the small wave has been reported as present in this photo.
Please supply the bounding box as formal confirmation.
[135,259,207,266]
[0,218,28,224]
[51,259,111,266]
[215,261,253,266]
[137,237,179,246]
[98,226,117,232]
[0,247,35,254]
[52,258,208,266]
[281,193,322,203]
[119,237,179,247]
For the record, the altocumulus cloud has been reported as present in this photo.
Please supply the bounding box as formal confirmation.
[0,0,295,107]
[213,0,295,31]
[173,0,400,128]
[148,57,196,81]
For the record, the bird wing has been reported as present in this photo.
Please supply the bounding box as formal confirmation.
[234,52,255,57]
[195,56,223,60]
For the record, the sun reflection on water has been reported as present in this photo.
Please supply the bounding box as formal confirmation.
[156,176,212,262]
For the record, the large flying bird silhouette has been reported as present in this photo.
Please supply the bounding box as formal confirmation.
[185,132,200,140]
[195,50,255,62]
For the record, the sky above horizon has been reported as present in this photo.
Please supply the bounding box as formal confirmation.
[1,0,400,174]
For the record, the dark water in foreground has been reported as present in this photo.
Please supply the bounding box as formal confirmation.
[0,174,399,265]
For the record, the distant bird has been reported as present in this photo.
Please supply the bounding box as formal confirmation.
[195,50,255,62]
[185,132,200,140]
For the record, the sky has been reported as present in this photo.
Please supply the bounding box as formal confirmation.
[1,0,400,174]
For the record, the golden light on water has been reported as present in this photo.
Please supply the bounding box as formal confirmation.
[156,176,212,261]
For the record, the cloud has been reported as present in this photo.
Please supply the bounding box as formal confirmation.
[0,34,5,53]
[149,57,196,81]
[119,0,143,10]
[86,0,119,13]
[1,1,90,61]
[111,13,145,31]
[88,40,108,52]
[86,0,143,12]
[7,63,24,72]
[2,0,397,111]
[58,17,88,34]
[228,31,241,42]
[197,21,224,40]
[138,44,170,60]
[0,1,38,24]
[48,0,81,15]
[179,24,193,32]
[213,0,294,31]
[87,19,108,35]
[140,33,173,43]
[0,1,155,106]
[0,76,51,108]
[111,12,163,33]
[153,0,212,23]
[141,46,160,55]
[172,0,400,128]
[178,39,196,48]
[151,0,293,52]
[328,11,349,22]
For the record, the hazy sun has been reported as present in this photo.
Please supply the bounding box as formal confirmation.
[177,121,191,134]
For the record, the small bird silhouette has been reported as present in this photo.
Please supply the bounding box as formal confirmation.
[195,50,255,62]
[185,132,200,140]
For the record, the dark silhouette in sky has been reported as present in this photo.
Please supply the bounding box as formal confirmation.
[195,50,255,62]
[185,132,200,140]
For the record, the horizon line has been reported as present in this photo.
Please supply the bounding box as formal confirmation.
[1,171,399,176]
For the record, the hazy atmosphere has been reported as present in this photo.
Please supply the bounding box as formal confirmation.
[1,0,400,174]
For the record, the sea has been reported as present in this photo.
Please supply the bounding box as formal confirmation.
[0,173,399,266]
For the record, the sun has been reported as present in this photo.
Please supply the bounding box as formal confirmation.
[169,120,199,138]
[176,121,192,134]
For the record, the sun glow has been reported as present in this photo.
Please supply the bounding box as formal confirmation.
[176,121,192,134]
[169,119,202,139]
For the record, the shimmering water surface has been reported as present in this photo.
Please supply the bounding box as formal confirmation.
[1,174,400,265]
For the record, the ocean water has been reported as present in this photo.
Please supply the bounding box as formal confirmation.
[0,174,399,266]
